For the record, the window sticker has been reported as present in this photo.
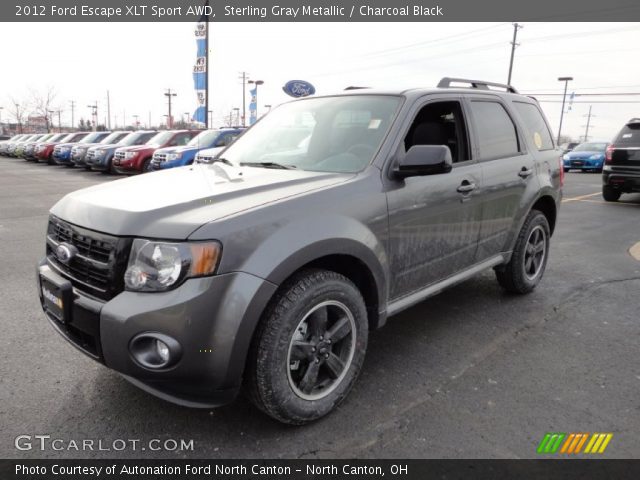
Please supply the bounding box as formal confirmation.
[533,132,543,149]
[368,119,382,129]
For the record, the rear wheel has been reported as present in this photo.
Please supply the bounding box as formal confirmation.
[495,210,550,294]
[247,269,368,424]
[602,186,621,202]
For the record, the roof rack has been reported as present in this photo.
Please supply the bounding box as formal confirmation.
[437,77,518,94]
[344,86,370,90]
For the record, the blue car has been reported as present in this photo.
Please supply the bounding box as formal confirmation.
[52,132,106,165]
[149,128,244,170]
[563,141,609,173]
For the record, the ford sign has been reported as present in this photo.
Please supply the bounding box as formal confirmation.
[282,80,316,98]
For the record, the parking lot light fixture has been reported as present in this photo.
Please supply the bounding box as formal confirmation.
[557,76,574,144]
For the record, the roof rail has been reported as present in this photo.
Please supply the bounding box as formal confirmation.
[437,77,519,94]
[344,86,370,90]
[628,117,640,123]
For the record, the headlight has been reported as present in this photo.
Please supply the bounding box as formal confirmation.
[125,151,138,159]
[167,153,182,161]
[589,154,602,160]
[94,149,104,157]
[124,239,221,292]
[563,155,570,160]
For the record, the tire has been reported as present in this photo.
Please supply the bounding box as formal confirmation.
[602,186,621,202]
[247,269,368,424]
[142,158,152,173]
[495,209,550,294]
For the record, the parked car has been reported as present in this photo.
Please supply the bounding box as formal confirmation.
[14,134,48,158]
[563,141,608,172]
[113,130,200,174]
[22,133,57,160]
[35,133,85,164]
[37,78,562,424]
[602,117,640,201]
[87,130,158,173]
[0,134,27,156]
[7,134,41,157]
[71,131,129,168]
[53,132,108,166]
[560,142,579,154]
[151,128,244,170]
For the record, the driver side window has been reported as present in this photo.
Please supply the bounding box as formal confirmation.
[404,101,470,163]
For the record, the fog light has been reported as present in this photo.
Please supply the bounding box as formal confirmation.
[129,333,182,369]
[155,339,170,363]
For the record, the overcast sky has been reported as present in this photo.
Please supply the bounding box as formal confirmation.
[1,21,639,141]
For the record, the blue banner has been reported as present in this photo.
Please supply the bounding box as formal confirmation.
[249,87,257,125]
[192,17,207,124]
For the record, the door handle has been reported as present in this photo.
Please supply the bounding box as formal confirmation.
[518,167,533,178]
[457,182,477,194]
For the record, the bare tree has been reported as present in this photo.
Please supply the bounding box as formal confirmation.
[30,86,58,132]
[7,97,26,133]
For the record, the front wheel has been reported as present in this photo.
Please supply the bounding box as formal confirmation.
[495,209,550,294]
[247,269,368,424]
[142,158,153,173]
[602,186,621,202]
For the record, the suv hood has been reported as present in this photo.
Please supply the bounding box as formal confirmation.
[117,145,158,153]
[156,145,199,155]
[51,164,352,239]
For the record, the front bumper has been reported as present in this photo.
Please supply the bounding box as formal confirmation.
[89,153,113,171]
[113,157,143,173]
[564,159,604,170]
[37,260,277,408]
[71,151,89,166]
[53,151,73,164]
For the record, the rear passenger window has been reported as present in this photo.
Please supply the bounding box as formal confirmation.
[513,102,554,151]
[469,101,520,160]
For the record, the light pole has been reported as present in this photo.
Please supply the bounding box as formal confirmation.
[557,76,573,145]
[164,89,177,128]
[47,110,54,133]
[15,103,22,133]
[232,108,240,126]
[184,112,190,126]
[248,79,264,125]
[133,115,140,130]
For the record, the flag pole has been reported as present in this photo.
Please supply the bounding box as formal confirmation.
[204,1,210,129]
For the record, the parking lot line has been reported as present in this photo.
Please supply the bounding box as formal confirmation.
[561,192,601,203]
[579,199,640,207]
[630,242,640,261]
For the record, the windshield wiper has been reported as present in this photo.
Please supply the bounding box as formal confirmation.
[240,161,296,170]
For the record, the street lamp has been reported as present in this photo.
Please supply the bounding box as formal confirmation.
[164,89,177,128]
[248,79,264,125]
[557,76,573,145]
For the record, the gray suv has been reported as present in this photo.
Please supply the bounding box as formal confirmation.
[37,78,562,424]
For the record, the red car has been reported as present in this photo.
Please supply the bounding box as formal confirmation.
[36,132,90,164]
[112,130,199,174]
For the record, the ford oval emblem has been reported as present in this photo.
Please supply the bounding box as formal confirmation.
[55,243,78,265]
[282,80,316,98]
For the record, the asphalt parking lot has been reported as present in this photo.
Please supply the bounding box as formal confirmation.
[1,158,639,459]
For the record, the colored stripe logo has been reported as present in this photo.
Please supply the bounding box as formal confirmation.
[537,433,613,454]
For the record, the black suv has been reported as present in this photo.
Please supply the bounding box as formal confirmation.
[37,78,562,424]
[602,118,640,201]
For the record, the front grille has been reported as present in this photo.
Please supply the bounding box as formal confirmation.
[154,153,167,162]
[197,155,215,163]
[114,151,126,161]
[46,216,132,301]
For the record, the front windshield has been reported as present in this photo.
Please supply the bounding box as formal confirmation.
[221,95,401,173]
[48,134,67,142]
[100,132,126,144]
[36,134,53,142]
[146,131,174,146]
[187,130,219,147]
[574,142,607,152]
[120,132,153,146]
[79,132,105,143]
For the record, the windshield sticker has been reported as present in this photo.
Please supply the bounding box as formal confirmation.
[368,119,382,129]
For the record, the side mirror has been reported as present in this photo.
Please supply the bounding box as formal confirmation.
[394,145,453,178]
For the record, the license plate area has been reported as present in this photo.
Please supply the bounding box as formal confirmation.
[40,274,73,324]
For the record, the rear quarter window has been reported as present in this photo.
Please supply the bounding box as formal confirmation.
[469,100,520,160]
[513,102,555,151]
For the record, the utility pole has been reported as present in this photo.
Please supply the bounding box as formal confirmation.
[70,101,75,130]
[238,72,248,127]
[106,90,111,130]
[87,102,98,131]
[57,110,62,132]
[148,111,151,129]
[164,88,177,128]
[582,105,595,142]
[507,23,522,86]
[133,115,140,130]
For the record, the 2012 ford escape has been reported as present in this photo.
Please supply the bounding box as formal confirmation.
[37,78,562,424]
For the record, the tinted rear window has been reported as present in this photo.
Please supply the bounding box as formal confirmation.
[513,102,554,151]
[614,123,640,146]
[469,101,520,160]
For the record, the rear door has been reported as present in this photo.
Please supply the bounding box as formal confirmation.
[466,96,540,260]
